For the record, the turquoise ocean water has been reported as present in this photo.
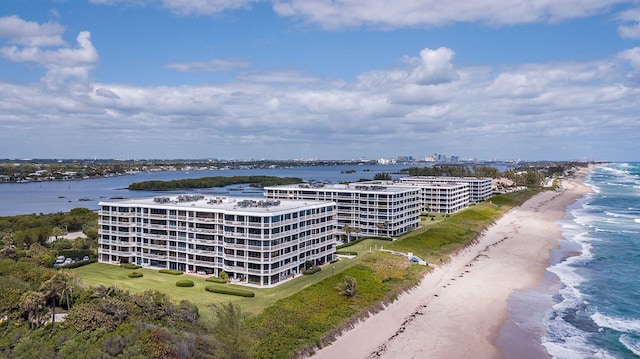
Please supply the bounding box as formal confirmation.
[502,163,640,358]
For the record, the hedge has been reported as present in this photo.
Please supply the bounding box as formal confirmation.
[158,269,183,275]
[60,258,97,269]
[302,266,321,275]
[128,272,143,278]
[205,285,255,298]
[175,279,194,287]
[205,276,227,284]
[121,263,141,269]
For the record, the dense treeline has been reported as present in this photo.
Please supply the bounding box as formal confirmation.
[1,208,99,251]
[400,164,501,178]
[0,158,377,182]
[128,175,303,191]
[0,259,213,358]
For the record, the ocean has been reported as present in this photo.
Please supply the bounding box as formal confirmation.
[501,162,640,358]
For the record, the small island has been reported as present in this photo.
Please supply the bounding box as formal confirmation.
[128,175,303,191]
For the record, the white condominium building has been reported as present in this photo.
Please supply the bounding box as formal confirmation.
[398,176,493,203]
[98,195,336,287]
[354,180,469,214]
[263,184,421,240]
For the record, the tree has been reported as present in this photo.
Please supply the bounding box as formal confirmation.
[373,172,392,180]
[342,224,356,242]
[19,290,47,330]
[209,303,251,359]
[335,275,357,297]
[91,284,116,300]
[40,271,73,329]
[0,276,30,327]
[51,226,67,241]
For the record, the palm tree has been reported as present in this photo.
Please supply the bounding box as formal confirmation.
[91,284,115,300]
[19,291,47,330]
[40,271,73,329]
[335,275,357,297]
[342,224,353,242]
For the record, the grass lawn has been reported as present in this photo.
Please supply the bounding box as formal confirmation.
[73,239,391,321]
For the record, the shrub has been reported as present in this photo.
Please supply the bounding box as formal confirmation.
[62,258,97,269]
[205,276,227,284]
[302,266,321,275]
[175,279,194,287]
[158,269,182,275]
[121,263,141,269]
[128,272,143,278]
[205,285,254,298]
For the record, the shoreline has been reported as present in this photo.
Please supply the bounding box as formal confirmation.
[313,169,591,359]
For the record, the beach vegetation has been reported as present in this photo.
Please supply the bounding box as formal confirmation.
[209,303,252,359]
[335,275,357,297]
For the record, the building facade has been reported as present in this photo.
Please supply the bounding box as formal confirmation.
[98,195,336,287]
[398,176,492,203]
[354,180,469,214]
[263,183,421,240]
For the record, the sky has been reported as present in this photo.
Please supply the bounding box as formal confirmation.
[1,1,640,161]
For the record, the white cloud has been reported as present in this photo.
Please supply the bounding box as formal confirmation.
[90,0,259,15]
[617,8,640,39]
[237,70,319,83]
[159,0,259,15]
[272,0,629,28]
[0,15,65,47]
[166,59,250,72]
[1,30,98,86]
[1,46,640,160]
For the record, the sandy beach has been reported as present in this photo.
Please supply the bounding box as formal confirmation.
[314,170,590,359]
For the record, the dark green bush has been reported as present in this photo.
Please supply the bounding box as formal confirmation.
[121,263,141,269]
[302,266,321,275]
[61,258,97,269]
[175,279,194,287]
[205,276,227,284]
[128,272,143,278]
[205,285,254,297]
[158,269,183,275]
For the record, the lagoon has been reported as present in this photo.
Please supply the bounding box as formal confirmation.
[0,164,412,216]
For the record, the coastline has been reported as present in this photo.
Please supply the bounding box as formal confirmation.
[313,168,591,359]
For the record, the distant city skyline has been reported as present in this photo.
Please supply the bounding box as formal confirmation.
[1,1,639,161]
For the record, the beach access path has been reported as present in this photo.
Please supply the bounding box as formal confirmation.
[313,170,590,359]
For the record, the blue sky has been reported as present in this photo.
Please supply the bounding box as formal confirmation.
[1,1,640,161]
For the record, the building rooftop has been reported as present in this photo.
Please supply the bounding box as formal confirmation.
[266,183,418,194]
[99,195,334,214]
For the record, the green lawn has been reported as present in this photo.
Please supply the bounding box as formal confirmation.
[73,242,388,321]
